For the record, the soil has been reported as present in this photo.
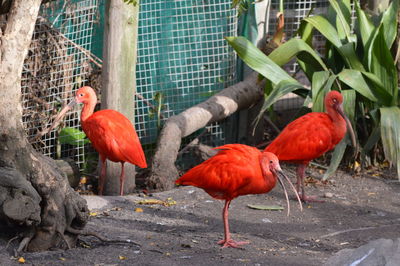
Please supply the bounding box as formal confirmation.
[1,165,400,266]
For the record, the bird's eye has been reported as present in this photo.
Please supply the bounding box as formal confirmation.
[79,93,84,97]
[332,98,338,103]
[270,160,273,164]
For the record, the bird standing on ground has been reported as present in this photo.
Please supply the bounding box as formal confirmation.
[52,86,147,195]
[176,144,302,248]
[265,90,356,202]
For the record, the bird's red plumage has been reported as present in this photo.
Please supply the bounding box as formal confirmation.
[265,112,345,164]
[176,144,277,200]
[82,109,147,168]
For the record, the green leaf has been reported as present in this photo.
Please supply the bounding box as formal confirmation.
[337,69,378,102]
[59,127,90,145]
[304,16,342,48]
[329,0,351,42]
[361,125,381,163]
[342,89,356,124]
[311,71,331,113]
[247,204,284,211]
[256,81,308,128]
[268,38,328,71]
[380,106,400,179]
[225,36,297,84]
[322,138,347,180]
[370,26,398,104]
[337,43,365,71]
[262,80,308,112]
[330,0,352,42]
[380,0,399,49]
[354,0,375,48]
[360,71,393,106]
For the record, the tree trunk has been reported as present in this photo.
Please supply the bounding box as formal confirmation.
[100,0,139,195]
[0,0,88,252]
[146,72,265,191]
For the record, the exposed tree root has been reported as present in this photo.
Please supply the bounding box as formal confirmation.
[66,227,141,247]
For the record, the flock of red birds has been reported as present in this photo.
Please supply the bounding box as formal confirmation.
[52,86,355,248]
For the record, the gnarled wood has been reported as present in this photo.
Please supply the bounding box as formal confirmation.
[0,0,89,252]
[147,72,265,191]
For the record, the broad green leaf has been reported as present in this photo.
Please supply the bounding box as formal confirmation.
[257,81,308,126]
[59,127,90,145]
[354,0,375,48]
[329,0,351,42]
[304,16,342,48]
[311,71,330,113]
[342,89,356,124]
[262,81,308,111]
[337,43,365,71]
[337,69,378,102]
[225,36,297,84]
[361,125,381,163]
[380,106,400,179]
[380,0,399,49]
[370,26,397,104]
[298,19,314,46]
[322,138,347,180]
[360,71,393,106]
[268,38,328,71]
[247,204,284,211]
[332,0,352,41]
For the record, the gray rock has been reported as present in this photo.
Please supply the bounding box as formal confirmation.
[324,238,400,266]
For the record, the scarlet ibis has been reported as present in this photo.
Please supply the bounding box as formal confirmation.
[52,86,147,195]
[265,90,356,202]
[176,144,302,248]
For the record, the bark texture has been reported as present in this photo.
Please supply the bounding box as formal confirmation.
[146,72,265,191]
[100,0,140,195]
[0,0,88,252]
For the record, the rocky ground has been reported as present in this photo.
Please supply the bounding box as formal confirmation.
[1,165,400,265]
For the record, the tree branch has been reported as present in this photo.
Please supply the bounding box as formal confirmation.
[146,72,265,191]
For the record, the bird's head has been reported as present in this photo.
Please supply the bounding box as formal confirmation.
[45,86,97,134]
[260,152,303,216]
[74,86,97,105]
[325,90,356,148]
[260,152,281,176]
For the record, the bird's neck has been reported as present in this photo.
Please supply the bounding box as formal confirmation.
[80,100,96,122]
[327,107,347,142]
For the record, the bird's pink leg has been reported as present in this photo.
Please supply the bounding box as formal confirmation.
[296,164,324,203]
[98,156,107,195]
[217,200,249,248]
[119,162,125,196]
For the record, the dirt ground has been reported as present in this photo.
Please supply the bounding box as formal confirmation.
[1,165,400,266]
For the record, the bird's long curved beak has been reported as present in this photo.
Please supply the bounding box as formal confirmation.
[47,99,77,133]
[274,169,303,216]
[336,104,356,148]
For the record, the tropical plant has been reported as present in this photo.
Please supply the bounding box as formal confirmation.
[226,0,400,179]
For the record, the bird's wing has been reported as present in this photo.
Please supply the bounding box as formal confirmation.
[176,144,262,199]
[265,113,335,162]
[82,110,147,167]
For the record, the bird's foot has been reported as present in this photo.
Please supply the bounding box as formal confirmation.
[217,239,249,248]
[299,194,325,203]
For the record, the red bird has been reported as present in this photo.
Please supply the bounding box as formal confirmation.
[53,86,147,195]
[176,144,302,248]
[265,90,356,202]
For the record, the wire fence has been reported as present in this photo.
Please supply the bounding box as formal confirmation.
[21,0,237,171]
[268,0,330,111]
[20,0,353,171]
[134,0,237,160]
[22,0,100,169]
